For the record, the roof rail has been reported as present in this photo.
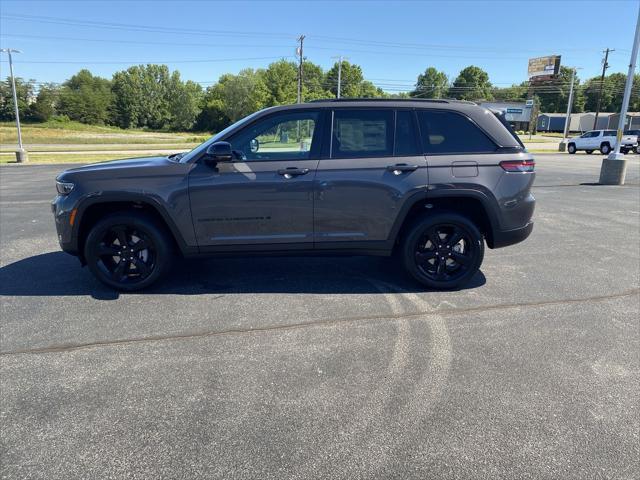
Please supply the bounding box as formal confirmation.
[307,97,451,104]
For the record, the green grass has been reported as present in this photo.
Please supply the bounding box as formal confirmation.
[0,144,198,152]
[0,153,152,164]
[0,121,212,145]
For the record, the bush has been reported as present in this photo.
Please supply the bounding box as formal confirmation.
[49,115,71,124]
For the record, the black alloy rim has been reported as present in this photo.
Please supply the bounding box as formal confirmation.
[95,225,156,284]
[414,224,475,282]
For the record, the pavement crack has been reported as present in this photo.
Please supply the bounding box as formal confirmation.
[1,288,638,356]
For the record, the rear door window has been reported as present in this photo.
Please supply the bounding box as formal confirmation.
[331,109,394,158]
[417,110,497,154]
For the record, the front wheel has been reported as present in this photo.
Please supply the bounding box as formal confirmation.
[567,143,577,154]
[401,212,484,290]
[600,143,611,155]
[84,212,173,291]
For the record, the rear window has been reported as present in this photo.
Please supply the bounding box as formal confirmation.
[417,110,497,154]
[332,109,394,158]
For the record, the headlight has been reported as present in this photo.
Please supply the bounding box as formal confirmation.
[56,181,75,195]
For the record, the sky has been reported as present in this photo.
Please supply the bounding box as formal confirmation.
[0,0,638,93]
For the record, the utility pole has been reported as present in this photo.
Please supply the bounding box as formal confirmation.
[296,35,305,104]
[599,5,640,185]
[1,48,27,163]
[593,48,613,130]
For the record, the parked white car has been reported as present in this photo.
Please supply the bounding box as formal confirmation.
[567,130,638,155]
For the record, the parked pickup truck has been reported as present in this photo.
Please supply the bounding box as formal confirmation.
[567,130,638,155]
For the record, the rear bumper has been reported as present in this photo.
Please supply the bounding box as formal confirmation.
[491,221,534,248]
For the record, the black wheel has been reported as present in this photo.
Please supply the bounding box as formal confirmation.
[402,212,484,290]
[84,212,173,290]
[600,143,611,154]
[621,148,629,154]
[567,143,576,154]
[585,150,593,155]
[633,147,638,154]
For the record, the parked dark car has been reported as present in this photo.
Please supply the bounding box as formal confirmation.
[52,99,535,290]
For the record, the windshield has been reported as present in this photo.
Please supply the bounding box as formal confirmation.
[179,109,267,163]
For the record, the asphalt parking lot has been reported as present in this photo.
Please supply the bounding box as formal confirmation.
[1,153,639,479]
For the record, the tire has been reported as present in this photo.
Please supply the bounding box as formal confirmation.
[621,148,628,154]
[585,150,593,155]
[633,147,638,154]
[567,143,577,154]
[401,212,484,290]
[600,143,611,155]
[84,212,174,291]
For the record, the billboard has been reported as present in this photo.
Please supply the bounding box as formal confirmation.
[528,55,561,80]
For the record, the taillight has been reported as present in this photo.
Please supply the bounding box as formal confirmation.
[500,160,535,172]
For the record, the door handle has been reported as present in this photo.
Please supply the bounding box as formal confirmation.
[387,164,419,175]
[278,167,310,178]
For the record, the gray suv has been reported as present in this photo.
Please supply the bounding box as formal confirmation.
[52,99,535,291]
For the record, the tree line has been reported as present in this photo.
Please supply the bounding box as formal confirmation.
[1,60,638,133]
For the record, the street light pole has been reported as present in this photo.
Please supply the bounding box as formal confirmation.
[337,56,342,99]
[331,55,347,98]
[599,5,640,185]
[562,68,576,140]
[1,48,27,163]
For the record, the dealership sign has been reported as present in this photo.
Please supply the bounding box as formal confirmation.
[527,55,561,80]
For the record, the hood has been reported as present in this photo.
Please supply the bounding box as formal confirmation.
[61,155,174,175]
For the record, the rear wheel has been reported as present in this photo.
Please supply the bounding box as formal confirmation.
[585,150,593,154]
[621,148,629,154]
[402,212,484,290]
[84,212,173,290]
[567,143,577,154]
[600,143,611,154]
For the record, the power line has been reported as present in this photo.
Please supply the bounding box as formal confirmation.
[0,56,293,64]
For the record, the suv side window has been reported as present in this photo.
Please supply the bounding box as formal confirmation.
[394,110,420,156]
[228,110,320,161]
[604,130,616,136]
[331,109,394,158]
[417,110,497,154]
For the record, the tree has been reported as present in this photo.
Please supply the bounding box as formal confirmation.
[262,59,298,105]
[110,64,174,129]
[325,60,384,98]
[493,82,528,102]
[301,60,332,100]
[583,72,628,113]
[168,73,203,131]
[533,66,583,113]
[31,83,60,121]
[57,69,112,124]
[0,77,35,121]
[410,67,448,99]
[448,66,493,101]
[195,85,230,133]
[214,69,269,122]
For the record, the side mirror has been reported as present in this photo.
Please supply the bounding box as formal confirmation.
[205,141,233,164]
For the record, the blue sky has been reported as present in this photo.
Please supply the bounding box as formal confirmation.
[0,0,638,92]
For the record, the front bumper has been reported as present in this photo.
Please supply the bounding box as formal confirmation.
[51,195,79,255]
